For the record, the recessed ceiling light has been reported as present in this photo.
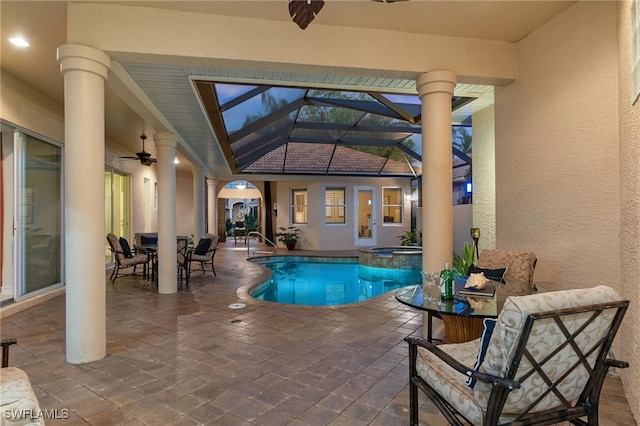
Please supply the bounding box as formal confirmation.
[9,36,29,47]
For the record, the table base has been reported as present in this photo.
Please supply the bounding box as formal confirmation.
[441,316,485,343]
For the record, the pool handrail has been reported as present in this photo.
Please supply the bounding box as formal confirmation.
[247,231,278,257]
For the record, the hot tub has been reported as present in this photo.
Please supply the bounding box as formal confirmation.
[358,246,422,270]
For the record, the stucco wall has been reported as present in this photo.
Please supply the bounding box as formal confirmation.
[495,1,620,291]
[452,204,473,254]
[176,169,194,237]
[472,104,496,253]
[495,1,636,420]
[617,0,640,419]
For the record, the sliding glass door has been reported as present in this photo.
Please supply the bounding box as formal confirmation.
[15,130,63,298]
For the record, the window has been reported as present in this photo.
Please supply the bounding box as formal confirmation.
[325,187,346,224]
[382,187,403,224]
[291,188,308,224]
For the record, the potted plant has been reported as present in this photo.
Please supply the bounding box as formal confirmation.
[275,226,301,250]
[453,241,476,278]
[398,227,421,246]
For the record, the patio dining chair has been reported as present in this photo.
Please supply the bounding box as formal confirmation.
[405,285,629,426]
[233,221,247,245]
[106,233,150,282]
[186,233,219,284]
[476,249,538,288]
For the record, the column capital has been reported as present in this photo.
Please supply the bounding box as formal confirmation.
[206,178,218,187]
[416,70,457,99]
[192,165,204,176]
[57,44,111,80]
[153,132,178,148]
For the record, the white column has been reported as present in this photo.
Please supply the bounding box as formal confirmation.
[417,70,457,273]
[57,44,111,364]
[154,132,178,294]
[207,178,218,236]
[192,165,205,239]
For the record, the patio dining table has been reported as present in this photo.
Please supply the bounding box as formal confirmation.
[135,236,189,283]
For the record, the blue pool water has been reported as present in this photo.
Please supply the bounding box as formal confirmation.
[250,257,421,306]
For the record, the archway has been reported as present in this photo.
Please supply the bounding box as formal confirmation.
[217,180,264,243]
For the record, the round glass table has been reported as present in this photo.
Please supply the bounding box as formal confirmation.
[395,279,534,343]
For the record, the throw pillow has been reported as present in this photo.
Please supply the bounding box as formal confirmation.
[465,318,497,389]
[140,235,158,245]
[119,237,133,258]
[194,238,211,255]
[468,264,507,283]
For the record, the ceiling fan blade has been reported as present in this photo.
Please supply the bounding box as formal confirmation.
[289,0,324,30]
[120,156,138,159]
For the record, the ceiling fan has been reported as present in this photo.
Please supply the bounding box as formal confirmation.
[288,0,408,30]
[120,135,156,166]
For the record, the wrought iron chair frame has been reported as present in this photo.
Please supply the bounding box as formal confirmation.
[106,233,150,282]
[186,234,218,284]
[406,299,629,426]
[177,237,188,283]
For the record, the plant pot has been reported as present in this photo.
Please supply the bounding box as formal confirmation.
[286,242,296,250]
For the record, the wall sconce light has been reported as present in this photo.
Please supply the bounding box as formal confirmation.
[273,202,278,217]
[174,157,179,164]
[404,193,412,202]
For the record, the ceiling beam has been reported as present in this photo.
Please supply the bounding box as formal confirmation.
[292,121,421,134]
[219,85,269,112]
[369,93,417,124]
[228,98,306,143]
[234,127,292,168]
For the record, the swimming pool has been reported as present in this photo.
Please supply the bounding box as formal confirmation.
[249,256,421,306]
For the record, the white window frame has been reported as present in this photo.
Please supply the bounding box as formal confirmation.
[325,187,346,225]
[382,187,403,225]
[291,188,308,224]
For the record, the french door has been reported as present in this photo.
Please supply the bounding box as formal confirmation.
[355,186,376,246]
[104,169,131,264]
